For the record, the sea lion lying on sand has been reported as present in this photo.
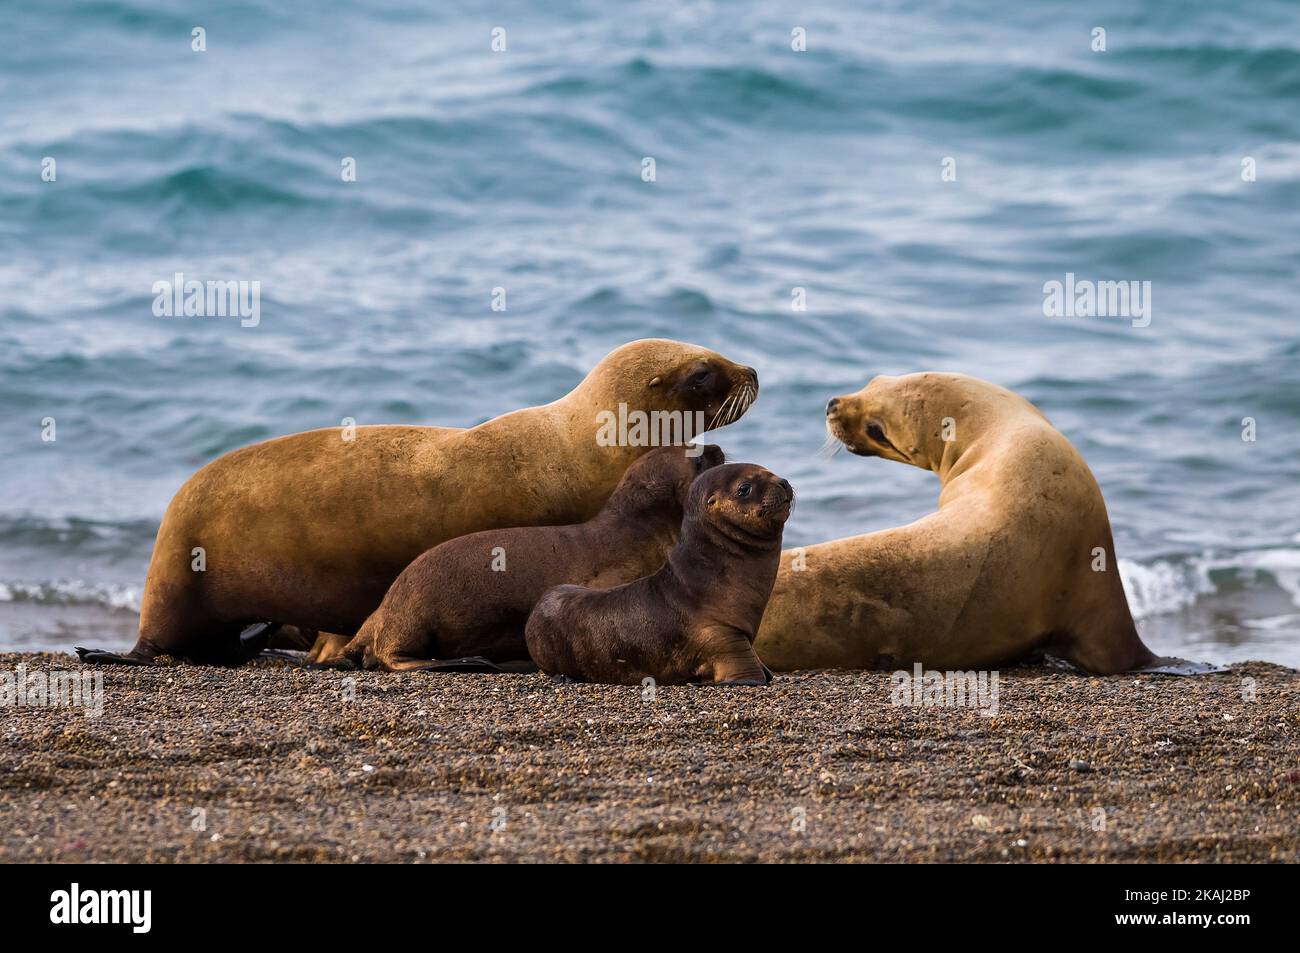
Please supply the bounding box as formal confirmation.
[526,463,792,685]
[77,339,758,666]
[340,444,725,671]
[755,373,1157,675]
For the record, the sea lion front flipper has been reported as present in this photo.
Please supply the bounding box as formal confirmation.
[305,630,352,665]
[75,647,154,666]
[703,628,771,686]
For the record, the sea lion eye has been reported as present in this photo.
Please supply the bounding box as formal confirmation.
[866,423,887,442]
[737,483,753,498]
[689,370,711,387]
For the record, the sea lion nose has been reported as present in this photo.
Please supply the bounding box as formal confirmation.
[826,397,839,416]
[743,366,758,385]
[778,478,792,495]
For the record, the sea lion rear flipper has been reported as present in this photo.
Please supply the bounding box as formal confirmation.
[237,621,280,657]
[257,648,311,664]
[303,656,360,671]
[1130,656,1230,676]
[1041,654,1083,673]
[386,655,512,673]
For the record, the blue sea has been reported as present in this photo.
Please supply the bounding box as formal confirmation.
[2,1,1298,666]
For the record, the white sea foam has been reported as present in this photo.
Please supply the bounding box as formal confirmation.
[1119,557,1213,618]
[1233,549,1300,608]
[1119,548,1300,620]
[1241,613,1300,631]
[0,580,141,612]
[3,549,1298,625]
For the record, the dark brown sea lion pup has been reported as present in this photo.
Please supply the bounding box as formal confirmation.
[755,373,1157,675]
[525,463,793,686]
[339,444,726,672]
[77,339,759,666]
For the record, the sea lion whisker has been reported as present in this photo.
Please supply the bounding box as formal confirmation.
[732,386,753,424]
[723,393,742,426]
[732,384,755,423]
[817,433,843,459]
[710,392,738,431]
[707,395,730,430]
[724,392,740,425]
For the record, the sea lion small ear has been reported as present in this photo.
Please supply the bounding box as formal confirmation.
[648,376,661,387]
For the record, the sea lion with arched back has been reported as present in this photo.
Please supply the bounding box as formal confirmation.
[78,340,758,666]
[755,373,1155,675]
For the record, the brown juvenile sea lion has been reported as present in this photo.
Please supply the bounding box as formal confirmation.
[525,462,793,686]
[77,339,758,666]
[754,373,1156,675]
[340,444,726,671]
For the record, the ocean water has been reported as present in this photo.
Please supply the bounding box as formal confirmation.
[1,1,1297,666]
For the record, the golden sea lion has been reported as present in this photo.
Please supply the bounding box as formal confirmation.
[755,373,1154,675]
[78,339,758,666]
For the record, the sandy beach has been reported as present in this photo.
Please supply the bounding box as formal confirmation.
[1,652,1295,863]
